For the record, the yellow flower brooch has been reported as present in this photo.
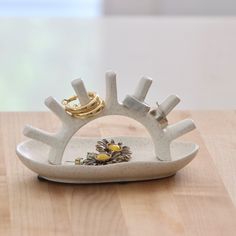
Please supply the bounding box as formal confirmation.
[75,139,132,165]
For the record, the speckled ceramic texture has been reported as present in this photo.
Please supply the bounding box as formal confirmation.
[21,72,196,164]
[16,71,199,183]
[16,137,199,183]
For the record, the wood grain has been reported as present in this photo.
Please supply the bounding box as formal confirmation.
[0,112,236,236]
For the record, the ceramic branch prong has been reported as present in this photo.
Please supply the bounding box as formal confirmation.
[105,71,118,107]
[166,119,196,141]
[149,95,180,124]
[23,125,58,147]
[71,79,90,105]
[159,95,180,116]
[133,76,152,102]
[45,96,73,124]
[122,77,152,113]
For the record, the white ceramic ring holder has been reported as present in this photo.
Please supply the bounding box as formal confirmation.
[16,71,199,183]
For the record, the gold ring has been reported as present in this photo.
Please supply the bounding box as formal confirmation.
[62,92,99,113]
[62,92,105,118]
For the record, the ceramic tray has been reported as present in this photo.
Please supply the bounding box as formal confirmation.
[16,72,199,183]
[17,136,198,183]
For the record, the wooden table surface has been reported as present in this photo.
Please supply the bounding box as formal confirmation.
[0,111,236,235]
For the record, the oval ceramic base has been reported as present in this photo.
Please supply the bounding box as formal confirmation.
[16,137,199,183]
[38,173,177,184]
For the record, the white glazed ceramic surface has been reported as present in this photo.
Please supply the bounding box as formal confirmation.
[16,136,199,183]
[22,72,196,164]
[16,72,199,183]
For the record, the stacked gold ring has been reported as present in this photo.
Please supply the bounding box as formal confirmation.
[62,92,105,118]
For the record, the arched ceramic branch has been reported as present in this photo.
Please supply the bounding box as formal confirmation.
[23,71,196,165]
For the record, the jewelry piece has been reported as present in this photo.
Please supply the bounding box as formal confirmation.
[150,104,168,128]
[63,92,99,113]
[62,92,105,118]
[156,115,168,128]
[74,139,132,166]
